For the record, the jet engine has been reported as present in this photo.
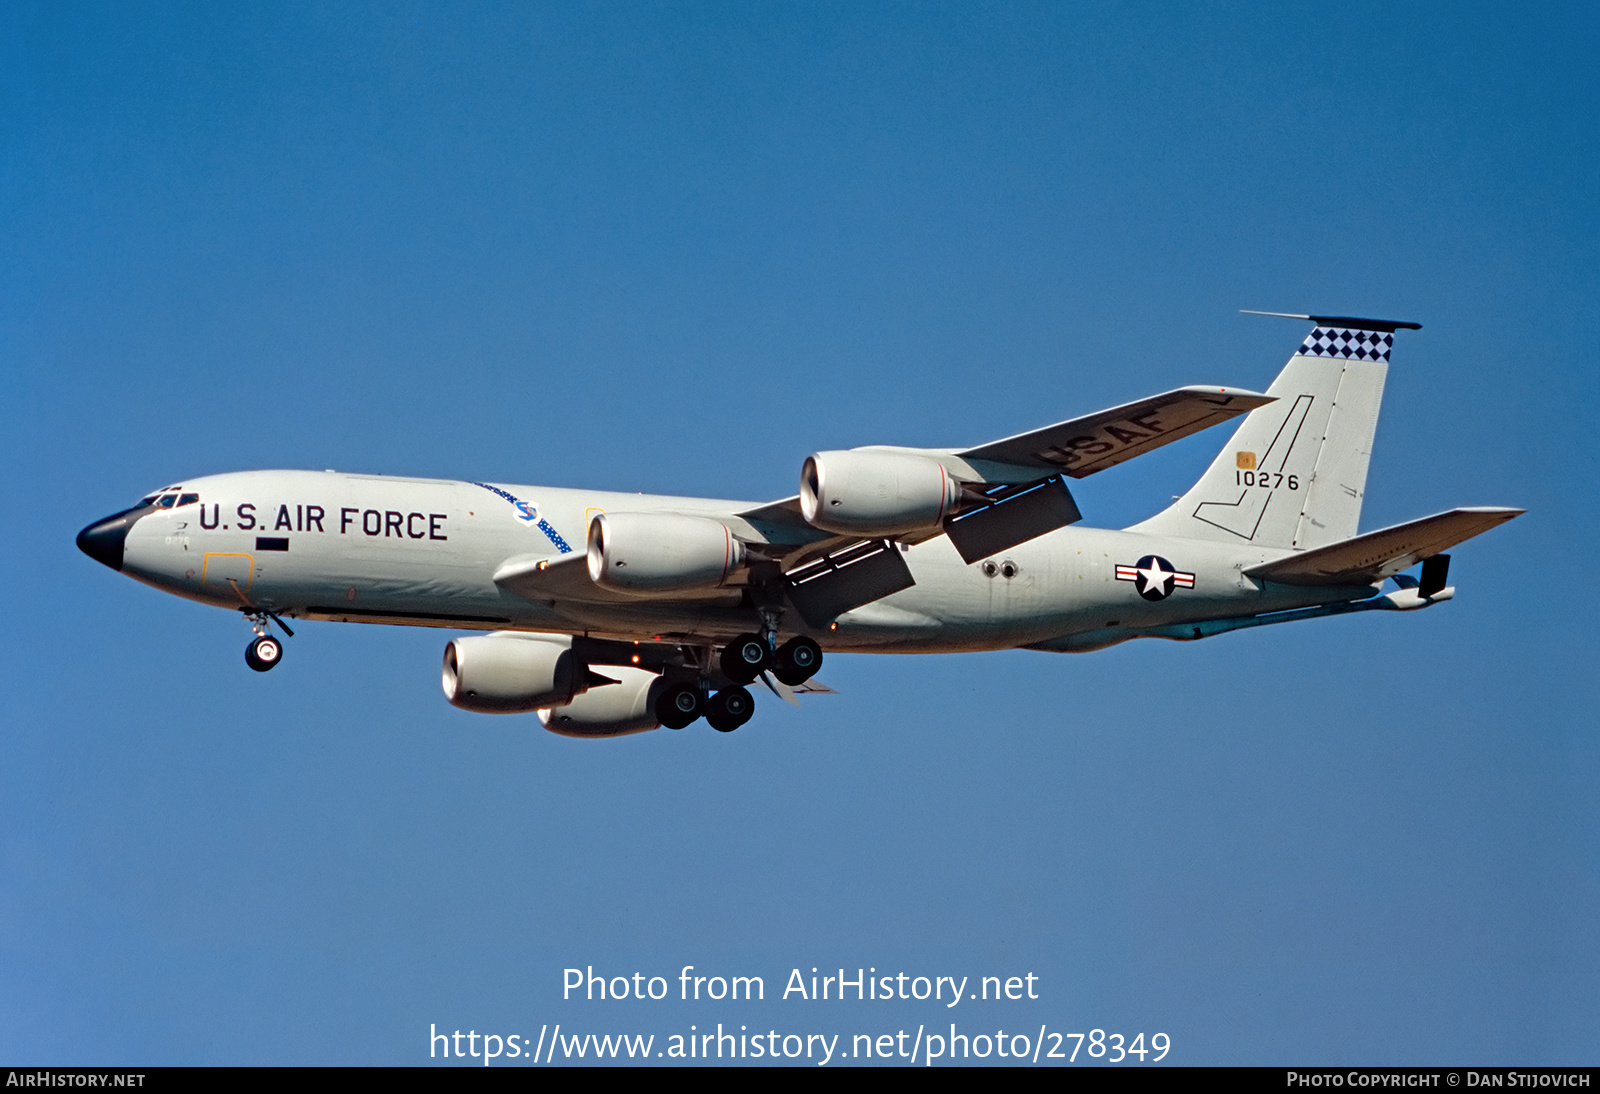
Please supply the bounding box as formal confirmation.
[441,632,593,714]
[538,666,661,737]
[586,512,746,594]
[800,450,960,536]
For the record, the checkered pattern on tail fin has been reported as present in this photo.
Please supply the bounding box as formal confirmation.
[1299,327,1395,362]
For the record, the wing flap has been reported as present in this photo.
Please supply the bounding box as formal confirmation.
[1243,507,1523,586]
[785,539,915,627]
[959,386,1274,478]
[944,476,1083,563]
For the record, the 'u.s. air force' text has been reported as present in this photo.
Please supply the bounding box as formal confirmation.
[195,503,449,540]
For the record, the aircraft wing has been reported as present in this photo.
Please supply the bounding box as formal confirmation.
[497,385,1276,627]
[956,385,1274,478]
[493,552,736,606]
[734,497,839,556]
[726,386,1271,625]
[1243,507,1524,586]
[494,553,637,604]
[737,384,1273,543]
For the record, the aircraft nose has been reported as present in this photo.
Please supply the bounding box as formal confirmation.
[76,508,142,571]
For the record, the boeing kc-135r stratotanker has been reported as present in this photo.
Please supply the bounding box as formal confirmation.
[78,313,1521,736]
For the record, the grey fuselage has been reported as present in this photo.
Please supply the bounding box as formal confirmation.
[95,469,1373,654]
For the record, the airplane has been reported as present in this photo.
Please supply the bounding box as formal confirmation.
[77,312,1521,737]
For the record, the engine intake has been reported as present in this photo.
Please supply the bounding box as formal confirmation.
[800,450,959,536]
[586,512,746,594]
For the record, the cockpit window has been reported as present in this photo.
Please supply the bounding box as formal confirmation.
[136,487,195,509]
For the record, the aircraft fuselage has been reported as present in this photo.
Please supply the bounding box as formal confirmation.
[89,469,1371,654]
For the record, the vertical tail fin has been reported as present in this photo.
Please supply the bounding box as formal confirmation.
[1129,314,1420,551]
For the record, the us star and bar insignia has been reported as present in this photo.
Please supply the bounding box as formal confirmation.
[1115,555,1196,601]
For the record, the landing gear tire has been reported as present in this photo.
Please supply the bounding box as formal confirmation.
[772,636,822,686]
[719,632,770,684]
[655,682,703,730]
[245,635,283,672]
[706,686,755,733]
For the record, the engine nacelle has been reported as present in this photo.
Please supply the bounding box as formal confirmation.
[799,450,959,536]
[586,512,746,594]
[441,632,590,714]
[538,666,662,738]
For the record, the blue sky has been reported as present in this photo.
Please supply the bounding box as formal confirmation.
[3,1,1596,1065]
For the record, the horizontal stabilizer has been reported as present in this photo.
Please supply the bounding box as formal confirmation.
[1244,507,1523,586]
[959,386,1274,479]
[761,670,802,706]
[1241,310,1422,334]
[757,673,838,707]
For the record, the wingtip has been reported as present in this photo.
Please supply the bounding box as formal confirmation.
[1175,383,1271,397]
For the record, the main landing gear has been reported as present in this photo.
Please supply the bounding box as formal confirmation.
[655,632,824,732]
[655,682,703,730]
[772,635,822,686]
[718,633,823,687]
[242,610,293,672]
[705,686,755,733]
[719,633,771,684]
[654,681,756,733]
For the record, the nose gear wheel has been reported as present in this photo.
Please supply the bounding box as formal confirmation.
[245,635,283,672]
[241,609,292,672]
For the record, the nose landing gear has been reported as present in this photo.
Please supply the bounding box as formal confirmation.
[246,635,283,672]
[242,610,293,672]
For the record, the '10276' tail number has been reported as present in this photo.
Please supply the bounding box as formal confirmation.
[1236,471,1298,489]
